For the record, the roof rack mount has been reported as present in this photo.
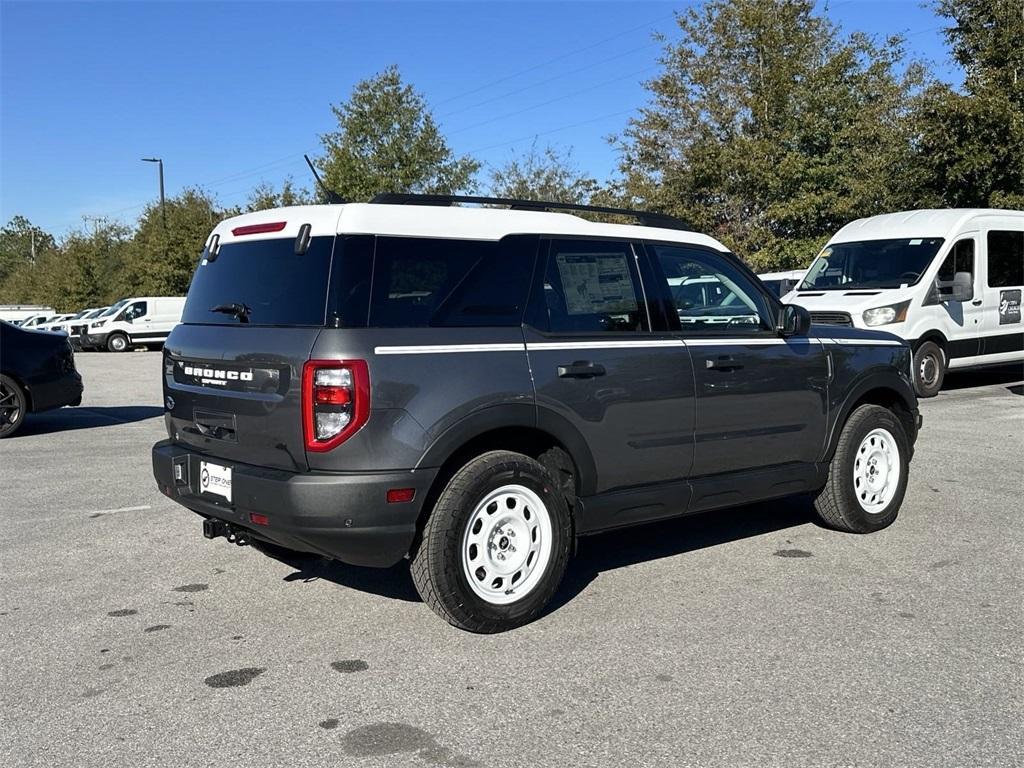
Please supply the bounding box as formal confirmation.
[369,193,690,231]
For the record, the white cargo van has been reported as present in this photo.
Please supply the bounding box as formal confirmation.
[81,296,186,352]
[0,305,55,325]
[785,209,1024,396]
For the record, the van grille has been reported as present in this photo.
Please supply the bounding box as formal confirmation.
[810,311,853,326]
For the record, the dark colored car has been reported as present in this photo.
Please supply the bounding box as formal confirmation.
[153,195,921,632]
[0,321,83,437]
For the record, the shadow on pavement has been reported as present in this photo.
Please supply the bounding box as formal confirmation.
[258,495,819,611]
[942,364,1024,393]
[15,405,164,436]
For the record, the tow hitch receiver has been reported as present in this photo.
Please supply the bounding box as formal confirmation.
[202,518,251,546]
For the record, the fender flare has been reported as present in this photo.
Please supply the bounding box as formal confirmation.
[415,403,599,496]
[824,369,918,461]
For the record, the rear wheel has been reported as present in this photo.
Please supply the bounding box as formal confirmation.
[814,404,910,533]
[106,333,130,353]
[411,450,572,633]
[913,340,945,397]
[0,375,27,438]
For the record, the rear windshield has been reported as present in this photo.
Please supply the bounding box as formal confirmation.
[182,236,335,326]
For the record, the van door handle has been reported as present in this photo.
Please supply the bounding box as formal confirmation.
[558,361,606,379]
[971,299,983,306]
[706,355,744,371]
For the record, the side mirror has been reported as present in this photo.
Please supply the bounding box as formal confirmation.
[951,271,974,302]
[779,304,811,337]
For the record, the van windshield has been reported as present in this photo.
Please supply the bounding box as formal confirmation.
[798,238,944,290]
[182,236,335,326]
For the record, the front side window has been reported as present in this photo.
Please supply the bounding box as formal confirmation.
[988,230,1024,287]
[122,301,148,321]
[650,244,770,332]
[539,239,648,333]
[799,238,944,290]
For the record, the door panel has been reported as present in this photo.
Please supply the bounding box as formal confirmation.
[526,238,696,495]
[974,226,1024,367]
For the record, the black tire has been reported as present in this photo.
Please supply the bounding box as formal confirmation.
[410,450,573,633]
[913,340,945,397]
[106,333,130,353]
[814,404,910,533]
[0,374,28,438]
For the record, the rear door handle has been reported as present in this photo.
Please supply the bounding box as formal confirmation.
[705,355,744,371]
[557,361,606,379]
[971,299,983,306]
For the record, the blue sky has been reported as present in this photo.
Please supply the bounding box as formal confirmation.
[1,1,957,236]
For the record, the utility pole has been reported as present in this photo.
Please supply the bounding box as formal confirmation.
[142,157,165,226]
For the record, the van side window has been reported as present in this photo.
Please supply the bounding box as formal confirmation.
[540,240,648,333]
[368,236,535,328]
[937,239,974,282]
[649,244,770,332]
[987,231,1024,287]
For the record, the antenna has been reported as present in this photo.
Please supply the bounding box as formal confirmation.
[304,155,345,204]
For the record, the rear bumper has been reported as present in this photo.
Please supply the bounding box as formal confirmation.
[31,369,83,412]
[152,440,436,567]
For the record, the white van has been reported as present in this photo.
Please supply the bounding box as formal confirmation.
[81,296,186,352]
[758,269,806,297]
[785,209,1024,396]
[0,305,55,325]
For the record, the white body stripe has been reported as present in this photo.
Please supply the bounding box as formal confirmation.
[374,336,903,355]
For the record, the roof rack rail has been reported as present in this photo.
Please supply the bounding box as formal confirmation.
[369,192,691,231]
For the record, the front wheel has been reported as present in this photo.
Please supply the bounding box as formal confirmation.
[411,451,573,633]
[0,374,28,438]
[814,404,910,533]
[106,333,130,353]
[913,340,945,397]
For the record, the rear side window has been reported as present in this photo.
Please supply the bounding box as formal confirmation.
[538,239,648,333]
[182,236,335,326]
[367,236,536,327]
[988,231,1024,287]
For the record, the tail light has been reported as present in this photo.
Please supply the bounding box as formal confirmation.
[302,360,369,452]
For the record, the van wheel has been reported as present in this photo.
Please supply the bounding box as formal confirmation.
[106,333,130,352]
[411,451,572,633]
[913,340,945,397]
[814,404,910,533]
[0,375,28,438]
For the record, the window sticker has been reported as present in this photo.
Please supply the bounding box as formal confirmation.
[555,252,638,316]
[909,239,923,245]
[999,289,1021,325]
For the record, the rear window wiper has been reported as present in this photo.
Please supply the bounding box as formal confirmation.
[210,302,252,323]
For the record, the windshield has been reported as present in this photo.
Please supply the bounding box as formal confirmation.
[798,238,944,290]
[98,300,129,318]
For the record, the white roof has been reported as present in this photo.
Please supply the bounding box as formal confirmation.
[211,202,728,251]
[830,208,1024,244]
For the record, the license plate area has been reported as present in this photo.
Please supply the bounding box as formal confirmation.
[199,460,233,503]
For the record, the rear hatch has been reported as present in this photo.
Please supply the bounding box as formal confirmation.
[163,226,338,472]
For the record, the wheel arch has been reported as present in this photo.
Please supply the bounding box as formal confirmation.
[912,329,947,352]
[0,370,33,412]
[825,374,918,463]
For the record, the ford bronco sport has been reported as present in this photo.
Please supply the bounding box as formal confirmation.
[152,194,921,633]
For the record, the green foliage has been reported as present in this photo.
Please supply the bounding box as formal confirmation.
[246,177,313,212]
[317,66,479,202]
[124,188,236,297]
[0,215,57,287]
[616,0,927,270]
[914,0,1024,209]
[488,143,597,204]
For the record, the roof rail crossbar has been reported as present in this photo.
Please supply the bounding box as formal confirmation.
[369,193,691,231]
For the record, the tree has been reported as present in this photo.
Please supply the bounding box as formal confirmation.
[317,66,479,201]
[913,0,1024,209]
[124,188,233,296]
[616,0,926,270]
[246,177,313,212]
[488,143,597,204]
[0,216,57,287]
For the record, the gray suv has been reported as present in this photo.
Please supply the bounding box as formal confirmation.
[152,194,921,632]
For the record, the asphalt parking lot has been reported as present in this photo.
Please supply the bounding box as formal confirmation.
[1,351,1022,768]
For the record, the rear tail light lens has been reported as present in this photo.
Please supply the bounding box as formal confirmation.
[302,360,369,452]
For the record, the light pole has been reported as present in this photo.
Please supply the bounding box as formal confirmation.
[142,157,165,226]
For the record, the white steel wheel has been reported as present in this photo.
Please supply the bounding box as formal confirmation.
[461,484,553,605]
[852,428,901,513]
